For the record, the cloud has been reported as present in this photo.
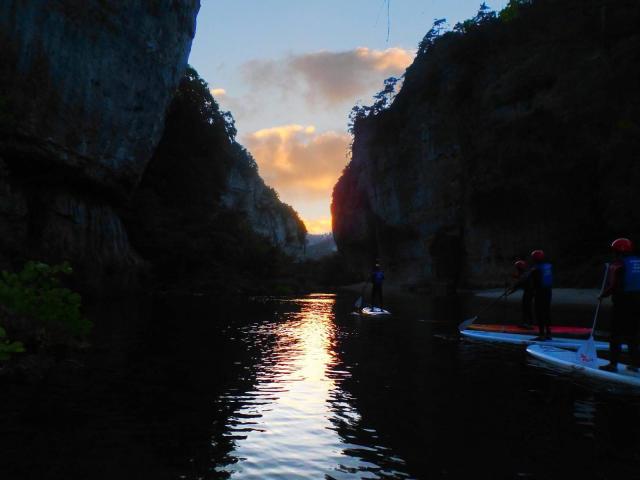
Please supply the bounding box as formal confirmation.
[210,88,262,124]
[210,88,227,97]
[303,217,333,234]
[243,124,351,205]
[241,47,414,106]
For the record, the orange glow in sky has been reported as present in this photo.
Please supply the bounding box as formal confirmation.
[304,217,333,234]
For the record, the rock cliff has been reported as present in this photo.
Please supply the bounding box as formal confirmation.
[0,2,306,293]
[332,0,640,288]
[0,0,199,194]
[222,153,306,259]
[124,68,306,292]
[0,0,200,291]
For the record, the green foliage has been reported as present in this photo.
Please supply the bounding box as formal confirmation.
[348,76,401,134]
[417,18,448,57]
[0,262,91,338]
[453,2,496,33]
[499,0,531,22]
[0,325,24,361]
[179,66,238,143]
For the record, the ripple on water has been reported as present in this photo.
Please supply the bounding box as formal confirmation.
[210,294,414,479]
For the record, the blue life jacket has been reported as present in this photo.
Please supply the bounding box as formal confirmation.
[372,270,384,285]
[539,263,553,289]
[623,256,640,293]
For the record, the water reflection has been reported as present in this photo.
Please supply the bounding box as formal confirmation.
[212,294,411,479]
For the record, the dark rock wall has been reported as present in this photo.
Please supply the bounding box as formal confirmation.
[0,2,306,294]
[222,156,307,259]
[123,68,307,293]
[0,0,201,292]
[0,0,199,192]
[332,0,640,288]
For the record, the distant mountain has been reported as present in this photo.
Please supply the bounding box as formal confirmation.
[304,234,337,260]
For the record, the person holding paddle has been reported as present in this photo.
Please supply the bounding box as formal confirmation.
[370,262,385,312]
[507,259,533,328]
[598,238,640,372]
[530,249,553,341]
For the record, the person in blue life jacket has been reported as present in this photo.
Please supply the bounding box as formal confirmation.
[530,249,553,340]
[598,238,640,372]
[507,260,533,328]
[370,262,384,312]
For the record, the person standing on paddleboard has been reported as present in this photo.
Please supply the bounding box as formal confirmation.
[598,238,640,372]
[371,262,384,312]
[530,250,553,340]
[507,260,534,328]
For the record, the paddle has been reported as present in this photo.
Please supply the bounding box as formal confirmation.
[354,279,369,311]
[576,264,609,368]
[458,289,509,332]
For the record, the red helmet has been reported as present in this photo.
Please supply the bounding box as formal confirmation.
[531,250,545,262]
[514,260,528,271]
[611,238,634,254]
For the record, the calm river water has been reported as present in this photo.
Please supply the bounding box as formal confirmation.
[2,292,640,479]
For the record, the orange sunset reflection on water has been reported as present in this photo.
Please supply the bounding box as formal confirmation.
[214,294,411,479]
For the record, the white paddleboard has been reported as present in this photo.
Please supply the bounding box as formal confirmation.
[460,329,610,351]
[527,344,640,387]
[360,307,391,317]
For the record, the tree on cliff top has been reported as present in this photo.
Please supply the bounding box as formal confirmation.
[347,1,535,135]
[348,76,400,134]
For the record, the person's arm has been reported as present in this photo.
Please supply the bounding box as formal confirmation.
[508,271,530,294]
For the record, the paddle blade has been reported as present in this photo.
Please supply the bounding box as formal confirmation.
[354,297,363,310]
[576,336,598,369]
[458,316,478,332]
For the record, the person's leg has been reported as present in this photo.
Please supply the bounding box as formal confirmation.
[602,303,623,370]
[534,295,545,338]
[521,291,533,327]
[609,339,622,366]
[372,285,381,309]
[543,291,552,338]
[379,286,384,310]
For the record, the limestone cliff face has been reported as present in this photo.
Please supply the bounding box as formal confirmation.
[222,158,306,258]
[0,0,200,291]
[124,68,306,292]
[333,0,640,288]
[0,0,199,193]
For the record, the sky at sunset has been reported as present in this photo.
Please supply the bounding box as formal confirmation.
[190,0,508,233]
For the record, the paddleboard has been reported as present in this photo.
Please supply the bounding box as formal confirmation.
[360,307,391,317]
[527,344,640,387]
[460,329,610,351]
[468,324,592,336]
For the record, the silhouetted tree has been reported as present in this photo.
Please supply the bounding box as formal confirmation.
[418,18,448,56]
[454,2,497,33]
[348,77,401,134]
